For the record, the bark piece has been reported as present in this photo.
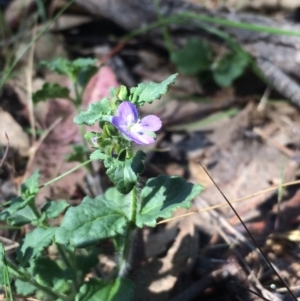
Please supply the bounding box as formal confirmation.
[75,0,300,105]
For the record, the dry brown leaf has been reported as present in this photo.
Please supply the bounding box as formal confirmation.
[135,212,198,301]
[29,98,84,204]
[0,110,30,157]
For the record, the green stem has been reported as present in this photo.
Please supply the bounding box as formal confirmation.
[6,260,68,301]
[26,206,79,294]
[73,82,95,177]
[56,244,80,294]
[57,245,73,270]
[39,159,92,189]
[122,11,300,44]
[154,0,173,53]
[118,186,138,277]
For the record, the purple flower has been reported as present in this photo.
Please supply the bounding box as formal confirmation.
[112,102,162,145]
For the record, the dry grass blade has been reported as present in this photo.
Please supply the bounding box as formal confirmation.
[198,162,298,301]
[231,281,271,301]
[157,178,300,225]
[0,132,10,169]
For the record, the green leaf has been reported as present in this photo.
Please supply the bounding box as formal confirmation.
[42,57,98,87]
[116,85,129,100]
[33,257,72,292]
[65,144,89,163]
[32,83,70,103]
[41,200,69,219]
[212,50,250,87]
[11,206,38,226]
[90,150,109,161]
[0,198,37,226]
[0,261,3,287]
[104,150,146,194]
[15,279,36,296]
[0,244,5,287]
[73,58,98,87]
[16,227,56,267]
[171,38,212,75]
[21,170,40,196]
[129,74,177,106]
[74,98,111,125]
[104,187,132,220]
[0,244,20,287]
[55,195,127,248]
[76,278,134,301]
[42,57,73,77]
[136,175,203,227]
[0,171,40,225]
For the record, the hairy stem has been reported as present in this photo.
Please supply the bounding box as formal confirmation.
[118,186,138,277]
[39,159,92,189]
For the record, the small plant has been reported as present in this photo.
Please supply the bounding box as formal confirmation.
[171,37,251,87]
[0,59,203,300]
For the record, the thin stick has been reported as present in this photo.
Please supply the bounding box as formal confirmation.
[157,178,300,224]
[0,132,9,169]
[26,23,37,140]
[23,117,62,182]
[231,281,271,301]
[199,163,297,301]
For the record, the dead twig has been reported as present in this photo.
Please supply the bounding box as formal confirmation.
[198,162,298,301]
[0,132,10,169]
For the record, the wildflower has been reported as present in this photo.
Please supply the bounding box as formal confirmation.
[112,101,162,145]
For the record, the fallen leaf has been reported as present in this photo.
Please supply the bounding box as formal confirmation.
[83,65,118,105]
[0,110,30,157]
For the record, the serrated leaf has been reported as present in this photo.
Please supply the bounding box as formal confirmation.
[76,278,134,301]
[104,150,146,194]
[129,74,177,106]
[10,207,38,226]
[171,38,212,75]
[74,98,111,125]
[136,175,203,227]
[42,58,98,87]
[17,227,56,267]
[42,58,73,76]
[32,83,70,103]
[0,199,37,226]
[0,197,29,220]
[55,195,127,248]
[15,279,36,296]
[21,170,40,196]
[41,200,69,219]
[212,50,250,87]
[33,257,72,292]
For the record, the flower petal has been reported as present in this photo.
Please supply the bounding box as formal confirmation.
[127,131,155,145]
[117,102,138,125]
[138,115,162,131]
[112,116,131,136]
